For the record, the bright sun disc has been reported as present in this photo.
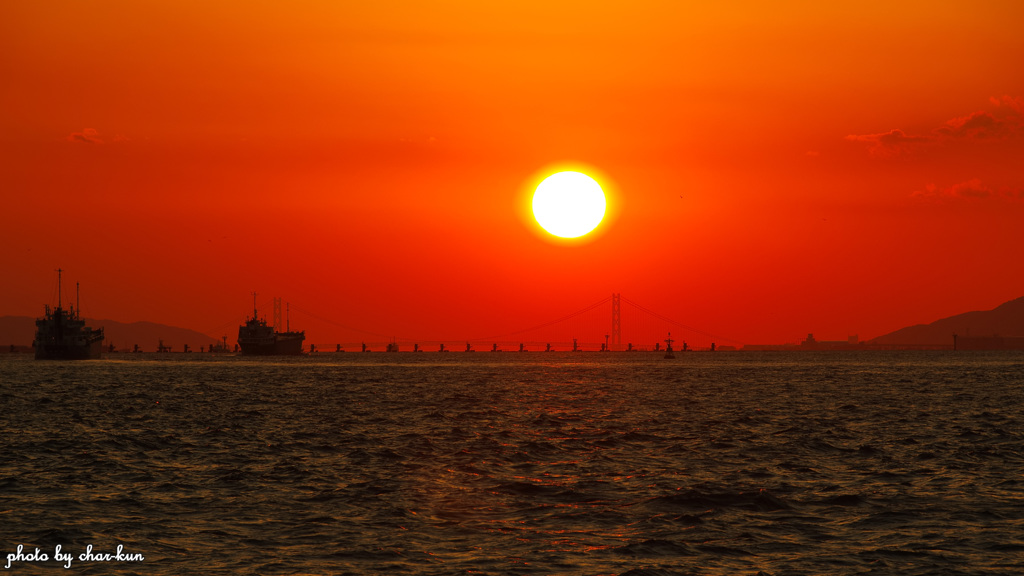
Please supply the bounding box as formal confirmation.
[532,171,606,238]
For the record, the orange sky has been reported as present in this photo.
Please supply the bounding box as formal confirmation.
[3,1,1023,347]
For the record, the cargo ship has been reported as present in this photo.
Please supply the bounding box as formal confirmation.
[34,269,104,360]
[237,296,305,355]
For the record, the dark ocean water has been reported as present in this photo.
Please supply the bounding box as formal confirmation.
[1,351,1022,575]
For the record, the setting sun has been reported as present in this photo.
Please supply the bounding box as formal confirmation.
[532,171,607,238]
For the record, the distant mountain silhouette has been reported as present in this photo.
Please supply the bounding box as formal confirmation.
[0,316,220,352]
[870,296,1024,346]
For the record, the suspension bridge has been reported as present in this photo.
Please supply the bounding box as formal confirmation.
[282,294,741,353]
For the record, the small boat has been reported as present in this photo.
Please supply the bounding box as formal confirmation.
[664,332,675,359]
[34,269,104,360]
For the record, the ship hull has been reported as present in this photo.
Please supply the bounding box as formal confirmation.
[238,338,304,355]
[35,339,103,360]
[238,332,305,355]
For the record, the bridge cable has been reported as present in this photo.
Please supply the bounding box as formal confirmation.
[468,295,613,343]
[621,296,744,345]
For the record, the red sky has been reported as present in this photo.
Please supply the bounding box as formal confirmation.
[3,1,1023,347]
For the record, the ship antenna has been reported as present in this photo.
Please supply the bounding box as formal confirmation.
[287,302,290,332]
[57,268,63,309]
[76,282,80,318]
[252,291,258,318]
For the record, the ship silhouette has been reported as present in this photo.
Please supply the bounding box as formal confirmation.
[34,270,104,360]
[237,295,305,355]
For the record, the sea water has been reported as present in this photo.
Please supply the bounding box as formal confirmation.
[1,351,1022,575]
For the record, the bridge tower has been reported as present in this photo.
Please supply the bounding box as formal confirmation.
[273,297,283,331]
[611,293,621,350]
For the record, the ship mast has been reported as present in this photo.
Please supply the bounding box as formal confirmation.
[76,282,80,317]
[57,268,63,309]
[252,291,258,319]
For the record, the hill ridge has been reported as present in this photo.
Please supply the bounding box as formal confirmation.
[870,296,1024,346]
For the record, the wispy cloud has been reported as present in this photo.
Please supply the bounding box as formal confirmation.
[912,178,1024,202]
[844,128,932,157]
[67,128,103,144]
[847,95,1024,156]
[936,110,1022,139]
[990,94,1024,114]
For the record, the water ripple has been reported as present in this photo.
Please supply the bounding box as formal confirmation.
[1,351,1022,574]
